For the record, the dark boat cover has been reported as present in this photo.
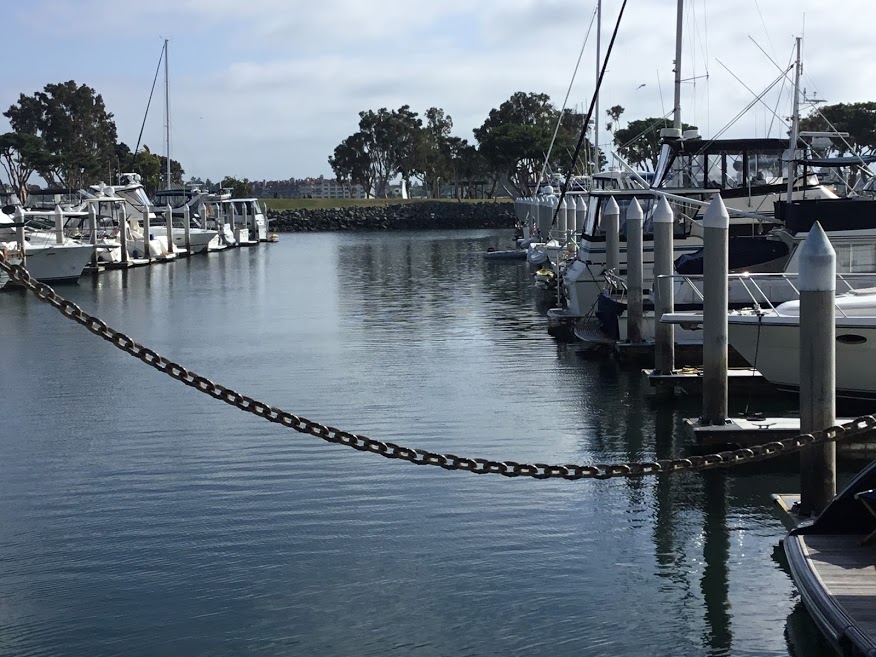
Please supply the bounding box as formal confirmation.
[674,237,790,275]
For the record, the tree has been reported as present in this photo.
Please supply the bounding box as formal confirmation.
[0,132,54,202]
[4,80,118,189]
[474,91,593,195]
[605,105,625,134]
[158,155,185,187]
[388,105,423,193]
[613,117,698,170]
[131,145,162,195]
[417,107,455,197]
[221,176,252,197]
[798,102,876,156]
[329,132,374,197]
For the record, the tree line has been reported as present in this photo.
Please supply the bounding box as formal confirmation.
[0,80,253,203]
[330,94,876,199]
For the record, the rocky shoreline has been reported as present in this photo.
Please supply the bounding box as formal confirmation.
[265,201,516,232]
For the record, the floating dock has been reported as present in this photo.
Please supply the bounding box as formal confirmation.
[686,417,876,455]
[644,367,775,396]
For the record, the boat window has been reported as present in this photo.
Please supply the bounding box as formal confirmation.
[837,334,867,345]
[835,244,876,273]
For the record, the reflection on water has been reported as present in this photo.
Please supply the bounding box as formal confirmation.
[0,229,845,656]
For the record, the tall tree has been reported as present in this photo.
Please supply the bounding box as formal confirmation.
[329,132,374,197]
[0,132,54,202]
[474,91,592,195]
[389,105,423,193]
[4,81,118,189]
[418,107,454,198]
[613,116,697,170]
[221,176,253,197]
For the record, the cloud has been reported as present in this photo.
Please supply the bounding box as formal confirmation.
[5,0,876,181]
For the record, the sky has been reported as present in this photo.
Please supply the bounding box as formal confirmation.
[3,0,876,183]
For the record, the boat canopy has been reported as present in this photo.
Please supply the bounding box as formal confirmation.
[800,155,876,167]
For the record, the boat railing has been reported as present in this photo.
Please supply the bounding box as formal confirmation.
[658,272,876,318]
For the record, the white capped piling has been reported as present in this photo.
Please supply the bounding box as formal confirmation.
[14,206,27,266]
[242,202,250,240]
[182,203,192,253]
[87,203,98,267]
[702,195,729,425]
[142,205,151,260]
[575,196,587,238]
[564,196,576,244]
[118,204,129,263]
[557,196,568,243]
[53,205,64,244]
[604,196,620,273]
[165,204,175,254]
[653,196,675,380]
[798,222,836,516]
[626,198,644,344]
[229,202,236,233]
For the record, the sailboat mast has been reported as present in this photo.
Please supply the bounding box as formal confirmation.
[786,36,802,203]
[164,38,171,190]
[593,0,601,175]
[672,0,683,130]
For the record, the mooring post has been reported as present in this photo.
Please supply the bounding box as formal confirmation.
[118,204,129,264]
[14,206,27,266]
[183,203,192,254]
[230,203,237,238]
[604,196,620,274]
[164,204,175,255]
[242,202,250,242]
[557,196,568,244]
[88,203,98,267]
[53,204,64,245]
[702,195,729,426]
[575,196,587,242]
[653,196,676,389]
[142,205,151,260]
[626,198,644,344]
[798,222,837,516]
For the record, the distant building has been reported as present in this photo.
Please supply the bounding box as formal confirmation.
[252,176,366,199]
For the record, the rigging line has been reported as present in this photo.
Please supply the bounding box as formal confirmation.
[766,42,796,139]
[536,3,599,192]
[715,58,791,132]
[132,41,166,172]
[686,66,790,153]
[748,36,866,166]
[553,0,629,228]
[752,0,776,59]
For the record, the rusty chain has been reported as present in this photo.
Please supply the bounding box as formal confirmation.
[3,258,874,480]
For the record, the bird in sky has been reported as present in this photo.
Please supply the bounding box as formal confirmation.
[636,83,647,90]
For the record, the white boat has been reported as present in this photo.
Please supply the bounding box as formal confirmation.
[0,208,94,284]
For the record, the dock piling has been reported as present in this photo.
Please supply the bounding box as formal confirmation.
[702,195,729,425]
[87,204,98,268]
[626,198,644,344]
[799,222,837,516]
[183,203,192,253]
[117,204,129,264]
[14,206,27,266]
[653,196,675,395]
[604,196,620,274]
[165,204,175,255]
[575,196,587,241]
[53,205,64,245]
[142,205,151,260]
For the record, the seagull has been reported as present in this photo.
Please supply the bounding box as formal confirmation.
[636,83,647,90]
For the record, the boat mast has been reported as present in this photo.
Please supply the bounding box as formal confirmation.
[593,0,601,176]
[164,38,171,191]
[672,0,683,130]
[786,36,802,203]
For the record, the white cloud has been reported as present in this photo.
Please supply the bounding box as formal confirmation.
[5,0,876,181]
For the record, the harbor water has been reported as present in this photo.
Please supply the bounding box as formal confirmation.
[0,229,841,656]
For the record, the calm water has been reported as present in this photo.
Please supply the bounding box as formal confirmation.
[0,230,839,656]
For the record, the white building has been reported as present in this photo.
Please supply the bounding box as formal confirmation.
[299,177,366,199]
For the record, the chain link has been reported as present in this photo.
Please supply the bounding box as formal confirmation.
[3,257,874,480]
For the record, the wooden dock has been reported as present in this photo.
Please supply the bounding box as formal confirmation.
[784,533,876,656]
[685,417,876,455]
[644,367,776,396]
